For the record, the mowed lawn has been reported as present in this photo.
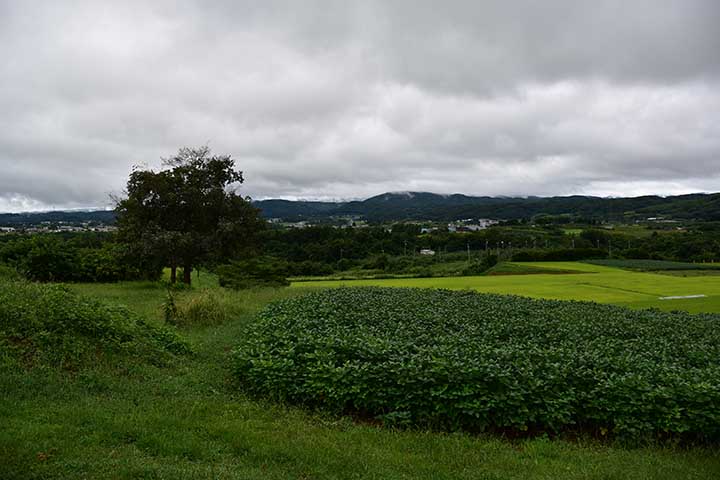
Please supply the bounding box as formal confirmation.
[292,262,720,313]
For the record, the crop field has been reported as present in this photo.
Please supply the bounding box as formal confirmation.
[236,287,720,440]
[292,261,720,313]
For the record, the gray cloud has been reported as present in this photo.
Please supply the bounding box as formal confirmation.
[1,0,719,211]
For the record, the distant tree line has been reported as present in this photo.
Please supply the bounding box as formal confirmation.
[2,222,720,283]
[0,217,720,285]
[2,146,720,284]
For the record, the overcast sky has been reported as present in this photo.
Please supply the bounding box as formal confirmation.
[1,1,719,211]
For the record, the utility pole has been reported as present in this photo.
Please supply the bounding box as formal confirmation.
[608,239,612,258]
[404,240,407,256]
[467,240,470,261]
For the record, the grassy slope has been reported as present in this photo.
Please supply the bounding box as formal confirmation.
[2,280,719,478]
[485,262,585,275]
[293,261,720,313]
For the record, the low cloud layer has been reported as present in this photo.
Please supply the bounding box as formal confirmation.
[1,1,719,211]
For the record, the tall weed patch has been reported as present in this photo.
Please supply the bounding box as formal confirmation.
[233,287,720,441]
[164,290,227,327]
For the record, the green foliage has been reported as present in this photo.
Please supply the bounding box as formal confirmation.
[0,234,160,282]
[217,258,290,290]
[286,260,334,276]
[0,263,21,280]
[365,253,390,270]
[585,259,720,271]
[163,290,179,324]
[0,280,190,369]
[461,253,498,275]
[233,287,720,441]
[511,247,607,262]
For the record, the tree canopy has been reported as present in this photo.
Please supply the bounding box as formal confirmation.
[115,147,264,284]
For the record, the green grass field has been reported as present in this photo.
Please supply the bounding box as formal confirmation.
[3,266,720,478]
[292,261,720,313]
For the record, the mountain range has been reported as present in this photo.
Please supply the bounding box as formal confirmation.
[2,191,720,226]
[254,191,720,222]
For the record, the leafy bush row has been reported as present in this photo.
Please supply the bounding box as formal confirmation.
[0,280,190,369]
[233,287,720,441]
[510,247,607,262]
[584,259,720,271]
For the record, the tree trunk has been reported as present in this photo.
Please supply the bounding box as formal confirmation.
[183,264,192,285]
[170,266,177,284]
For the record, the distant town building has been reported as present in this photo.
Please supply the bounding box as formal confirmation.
[447,218,498,233]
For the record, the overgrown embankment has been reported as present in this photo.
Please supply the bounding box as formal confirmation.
[0,280,189,369]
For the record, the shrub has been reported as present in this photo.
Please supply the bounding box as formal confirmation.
[286,261,334,277]
[0,263,21,281]
[233,287,720,441]
[364,254,390,271]
[0,280,190,369]
[217,258,290,290]
[461,254,498,276]
[511,247,606,262]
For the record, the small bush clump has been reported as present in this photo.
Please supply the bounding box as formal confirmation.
[233,287,720,441]
[0,280,190,369]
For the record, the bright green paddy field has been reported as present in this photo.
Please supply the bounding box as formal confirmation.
[292,262,720,313]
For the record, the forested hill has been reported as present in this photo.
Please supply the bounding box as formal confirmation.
[0,210,116,227]
[3,192,720,226]
[254,191,720,222]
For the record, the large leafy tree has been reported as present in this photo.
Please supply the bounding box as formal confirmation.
[115,146,264,285]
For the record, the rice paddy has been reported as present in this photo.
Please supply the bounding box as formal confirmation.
[292,262,720,313]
